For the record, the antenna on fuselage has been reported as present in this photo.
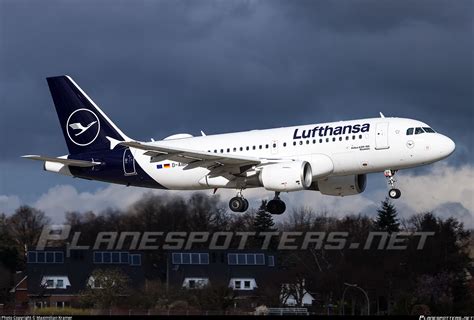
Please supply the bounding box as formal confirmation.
[379,112,385,118]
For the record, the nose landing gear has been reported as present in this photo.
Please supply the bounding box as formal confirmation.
[229,190,249,212]
[384,169,401,199]
[266,192,286,215]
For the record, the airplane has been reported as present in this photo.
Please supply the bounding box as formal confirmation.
[23,76,456,215]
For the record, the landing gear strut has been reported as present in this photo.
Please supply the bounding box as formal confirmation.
[384,169,401,199]
[266,192,286,215]
[229,190,249,212]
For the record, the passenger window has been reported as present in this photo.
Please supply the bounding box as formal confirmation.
[239,147,243,151]
[233,147,236,152]
[293,141,296,146]
[227,148,230,152]
[326,138,329,142]
[319,139,323,143]
[415,127,424,135]
[339,137,342,141]
[306,140,310,144]
[332,137,336,142]
[406,128,414,135]
[252,146,256,150]
[313,139,316,144]
[359,134,362,139]
[246,146,249,151]
[214,150,217,153]
[299,141,303,145]
[259,145,262,149]
[220,149,223,153]
[283,142,287,147]
[352,135,355,140]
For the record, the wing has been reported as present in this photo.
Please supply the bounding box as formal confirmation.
[119,141,283,175]
[22,155,102,167]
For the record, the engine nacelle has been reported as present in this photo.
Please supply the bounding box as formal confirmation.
[259,161,312,192]
[317,174,367,196]
[44,161,73,176]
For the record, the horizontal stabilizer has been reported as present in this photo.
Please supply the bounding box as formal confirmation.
[22,155,102,167]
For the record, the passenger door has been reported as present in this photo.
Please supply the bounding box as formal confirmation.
[375,122,390,150]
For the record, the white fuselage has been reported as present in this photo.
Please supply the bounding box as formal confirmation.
[132,117,455,190]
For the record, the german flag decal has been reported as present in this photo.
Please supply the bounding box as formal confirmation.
[157,163,171,169]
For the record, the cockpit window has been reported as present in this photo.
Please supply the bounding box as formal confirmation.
[423,127,435,133]
[415,127,425,135]
[406,128,414,135]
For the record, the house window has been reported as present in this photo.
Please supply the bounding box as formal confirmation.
[55,252,64,263]
[130,254,141,266]
[37,252,45,263]
[237,254,246,265]
[172,253,182,264]
[228,253,265,265]
[46,252,54,263]
[268,255,275,267]
[45,280,54,288]
[228,254,237,265]
[28,251,37,263]
[172,253,209,265]
[120,252,129,264]
[183,278,209,289]
[200,253,209,264]
[234,281,241,289]
[244,281,251,289]
[112,252,120,263]
[56,279,64,288]
[247,254,255,265]
[103,252,111,263]
[94,252,102,263]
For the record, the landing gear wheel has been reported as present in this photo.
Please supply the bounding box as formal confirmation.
[266,199,286,215]
[229,197,249,212]
[384,169,401,199]
[241,198,249,212]
[388,188,401,199]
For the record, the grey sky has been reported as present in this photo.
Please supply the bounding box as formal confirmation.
[0,0,472,220]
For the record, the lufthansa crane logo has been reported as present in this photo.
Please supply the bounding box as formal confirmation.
[66,108,100,146]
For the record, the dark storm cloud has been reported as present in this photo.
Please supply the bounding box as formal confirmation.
[0,0,472,197]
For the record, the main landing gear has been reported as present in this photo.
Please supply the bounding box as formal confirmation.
[229,191,249,213]
[384,169,401,199]
[266,192,286,215]
[228,191,286,215]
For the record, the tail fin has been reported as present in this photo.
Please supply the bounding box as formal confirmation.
[46,75,129,155]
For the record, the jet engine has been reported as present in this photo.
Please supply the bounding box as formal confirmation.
[259,161,312,192]
[317,174,367,196]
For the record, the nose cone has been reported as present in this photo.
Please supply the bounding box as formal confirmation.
[439,135,456,158]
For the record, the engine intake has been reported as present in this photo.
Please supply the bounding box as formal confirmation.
[259,161,312,192]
